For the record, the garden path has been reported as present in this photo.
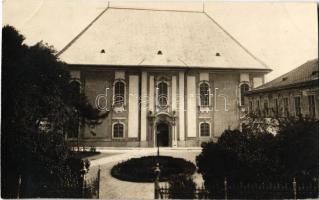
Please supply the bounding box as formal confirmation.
[88,148,203,199]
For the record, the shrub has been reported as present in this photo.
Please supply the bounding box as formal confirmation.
[90,147,96,152]
[168,174,196,199]
[111,156,196,182]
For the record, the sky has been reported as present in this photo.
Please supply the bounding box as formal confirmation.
[2,0,318,82]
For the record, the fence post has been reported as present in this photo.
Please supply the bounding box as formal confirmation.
[293,177,297,200]
[17,175,22,199]
[224,177,228,200]
[97,166,101,199]
[82,178,85,198]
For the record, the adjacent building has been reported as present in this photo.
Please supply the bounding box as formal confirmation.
[58,6,271,147]
[246,59,318,119]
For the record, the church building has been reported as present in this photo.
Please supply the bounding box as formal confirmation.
[57,5,271,147]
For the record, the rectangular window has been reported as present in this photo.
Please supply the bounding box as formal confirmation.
[283,97,289,116]
[308,95,316,117]
[274,99,279,116]
[249,101,253,113]
[264,100,269,116]
[256,100,260,116]
[294,96,301,116]
[240,84,249,106]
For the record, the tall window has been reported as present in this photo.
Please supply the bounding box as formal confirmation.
[283,97,289,116]
[294,96,301,116]
[200,123,210,137]
[158,82,168,107]
[200,82,210,106]
[114,81,125,106]
[264,100,269,116]
[274,99,279,116]
[249,101,253,113]
[256,100,260,116]
[240,84,249,106]
[113,123,124,138]
[308,95,316,117]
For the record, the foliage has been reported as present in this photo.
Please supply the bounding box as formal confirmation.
[1,25,107,198]
[168,174,196,199]
[196,116,319,194]
[111,156,196,182]
[197,129,278,184]
[276,117,319,179]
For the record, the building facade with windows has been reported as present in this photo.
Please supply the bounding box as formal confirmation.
[245,59,319,119]
[58,6,271,147]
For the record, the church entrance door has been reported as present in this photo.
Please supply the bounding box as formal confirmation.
[156,123,169,147]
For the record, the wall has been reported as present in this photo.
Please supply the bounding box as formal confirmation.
[212,72,240,137]
[247,85,319,119]
[70,67,267,147]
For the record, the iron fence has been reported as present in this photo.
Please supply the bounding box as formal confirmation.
[157,178,319,199]
[158,183,209,199]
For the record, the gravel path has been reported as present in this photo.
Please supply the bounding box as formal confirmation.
[88,148,203,199]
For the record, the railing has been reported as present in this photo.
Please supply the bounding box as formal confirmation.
[158,183,209,199]
[156,178,319,199]
[224,180,318,199]
[83,167,101,198]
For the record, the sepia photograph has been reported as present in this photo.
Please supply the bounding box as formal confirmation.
[1,0,318,199]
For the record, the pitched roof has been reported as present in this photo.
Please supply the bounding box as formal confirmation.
[58,6,270,70]
[249,59,318,93]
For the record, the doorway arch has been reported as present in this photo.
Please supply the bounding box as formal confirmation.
[156,122,169,147]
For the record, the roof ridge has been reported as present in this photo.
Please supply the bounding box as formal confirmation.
[203,12,269,70]
[254,58,318,90]
[108,6,203,14]
[56,4,110,57]
[263,59,318,84]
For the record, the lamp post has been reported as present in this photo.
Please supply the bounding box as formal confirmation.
[148,110,161,199]
[156,129,160,188]
[156,130,160,158]
[154,162,161,199]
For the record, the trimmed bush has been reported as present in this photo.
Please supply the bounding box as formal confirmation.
[111,156,196,182]
[168,174,196,199]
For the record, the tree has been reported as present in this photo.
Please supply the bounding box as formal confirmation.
[196,115,319,197]
[1,25,107,198]
[197,129,278,185]
[276,117,319,179]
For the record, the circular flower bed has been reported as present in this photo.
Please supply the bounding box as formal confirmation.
[111,156,196,182]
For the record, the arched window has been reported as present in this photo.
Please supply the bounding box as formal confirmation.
[113,122,124,138]
[240,84,249,106]
[113,81,125,106]
[158,82,168,107]
[200,82,210,106]
[200,122,210,137]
